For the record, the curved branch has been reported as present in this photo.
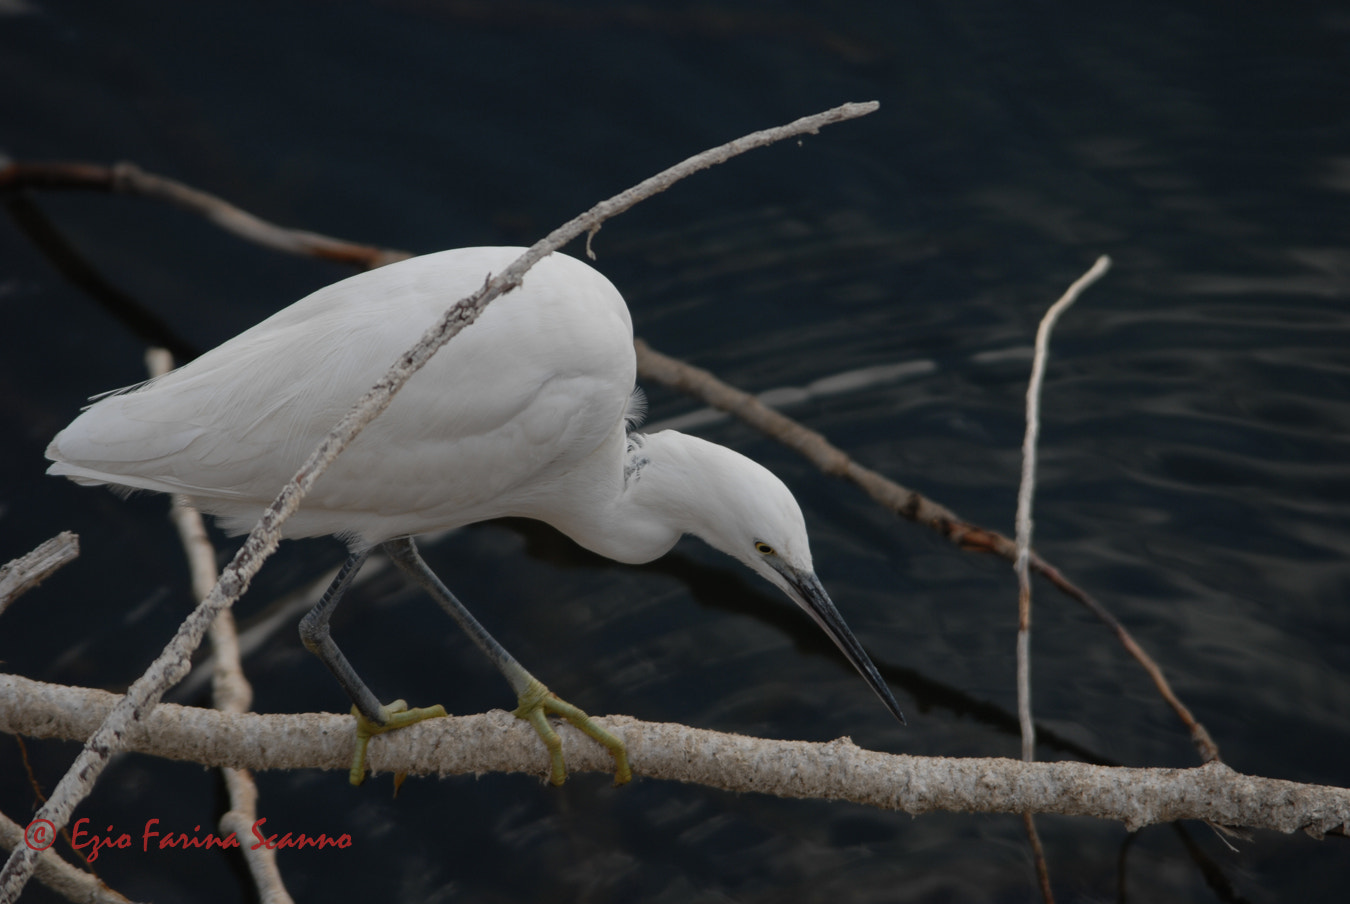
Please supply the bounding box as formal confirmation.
[0,675,1345,838]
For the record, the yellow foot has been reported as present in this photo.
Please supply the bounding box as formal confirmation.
[349,699,448,786]
[512,678,631,787]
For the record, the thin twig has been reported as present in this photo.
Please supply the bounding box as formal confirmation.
[1015,255,1111,762]
[1013,256,1110,904]
[0,533,79,616]
[146,349,294,904]
[0,101,882,902]
[1023,812,1055,904]
[1015,256,1111,763]
[0,161,411,270]
[2,674,1347,837]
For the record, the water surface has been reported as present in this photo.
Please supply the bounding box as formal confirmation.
[2,2,1348,901]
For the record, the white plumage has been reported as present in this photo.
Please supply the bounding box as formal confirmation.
[50,249,633,544]
[48,246,903,784]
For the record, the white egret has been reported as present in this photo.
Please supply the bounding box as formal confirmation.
[46,246,905,785]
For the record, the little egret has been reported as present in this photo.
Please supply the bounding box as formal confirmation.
[47,246,905,785]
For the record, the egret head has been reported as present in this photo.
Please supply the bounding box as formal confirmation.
[654,432,906,725]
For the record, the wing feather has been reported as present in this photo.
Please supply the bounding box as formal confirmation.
[46,248,636,541]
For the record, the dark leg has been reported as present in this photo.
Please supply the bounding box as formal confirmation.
[299,549,385,723]
[381,537,532,696]
[299,547,446,785]
[382,536,631,786]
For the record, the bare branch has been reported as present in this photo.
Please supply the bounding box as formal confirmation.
[0,161,411,270]
[1015,256,1112,761]
[146,349,293,904]
[0,810,135,904]
[0,101,881,901]
[0,533,79,615]
[1012,256,1112,904]
[1023,812,1055,904]
[1015,256,1113,594]
[1,675,1346,838]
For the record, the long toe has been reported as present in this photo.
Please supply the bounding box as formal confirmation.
[349,699,448,786]
[513,679,631,786]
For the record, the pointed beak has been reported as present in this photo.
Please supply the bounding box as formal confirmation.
[778,564,906,725]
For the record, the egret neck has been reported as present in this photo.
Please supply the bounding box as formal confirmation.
[534,426,907,725]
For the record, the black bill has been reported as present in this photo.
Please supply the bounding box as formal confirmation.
[782,564,907,725]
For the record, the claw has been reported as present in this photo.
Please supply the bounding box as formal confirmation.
[512,678,631,786]
[350,699,448,786]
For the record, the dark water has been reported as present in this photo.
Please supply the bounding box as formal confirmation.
[3,1,1349,901]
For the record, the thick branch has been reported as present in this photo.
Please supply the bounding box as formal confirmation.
[1,675,1344,838]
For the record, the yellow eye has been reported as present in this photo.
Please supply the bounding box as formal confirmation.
[755,542,775,555]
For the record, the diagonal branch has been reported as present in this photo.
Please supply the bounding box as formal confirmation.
[0,533,79,616]
[0,101,882,902]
